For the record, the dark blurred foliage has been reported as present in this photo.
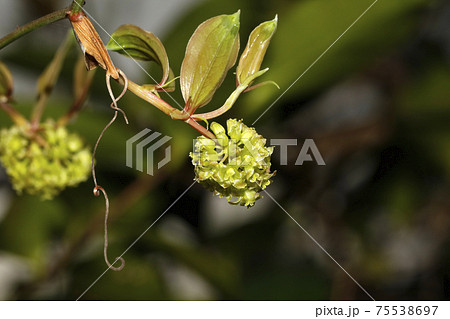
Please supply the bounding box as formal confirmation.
[0,0,449,300]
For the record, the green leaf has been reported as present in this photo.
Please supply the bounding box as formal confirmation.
[107,24,170,85]
[180,11,240,110]
[237,15,277,86]
[0,61,13,102]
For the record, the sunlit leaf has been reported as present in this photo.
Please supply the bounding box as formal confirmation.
[236,15,277,86]
[107,24,170,85]
[180,11,240,110]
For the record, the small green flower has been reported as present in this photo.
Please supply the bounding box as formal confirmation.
[0,120,92,200]
[191,118,275,207]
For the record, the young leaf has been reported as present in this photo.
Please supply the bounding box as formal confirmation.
[236,15,277,85]
[107,25,170,85]
[180,11,240,111]
[0,61,13,102]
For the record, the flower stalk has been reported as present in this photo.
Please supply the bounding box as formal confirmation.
[119,77,216,140]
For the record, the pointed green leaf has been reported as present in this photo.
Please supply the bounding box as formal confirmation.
[107,24,170,85]
[180,11,240,110]
[237,15,277,86]
[0,61,13,102]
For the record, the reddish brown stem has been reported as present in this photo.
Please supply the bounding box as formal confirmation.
[185,117,216,140]
[116,77,215,139]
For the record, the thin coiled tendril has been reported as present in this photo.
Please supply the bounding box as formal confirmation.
[91,70,128,271]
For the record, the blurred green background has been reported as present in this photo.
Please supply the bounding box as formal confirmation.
[0,0,449,300]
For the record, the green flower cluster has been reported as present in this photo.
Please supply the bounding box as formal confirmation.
[0,121,92,199]
[191,118,275,207]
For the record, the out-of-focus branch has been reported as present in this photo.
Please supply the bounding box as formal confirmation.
[15,173,163,299]
[0,7,69,50]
